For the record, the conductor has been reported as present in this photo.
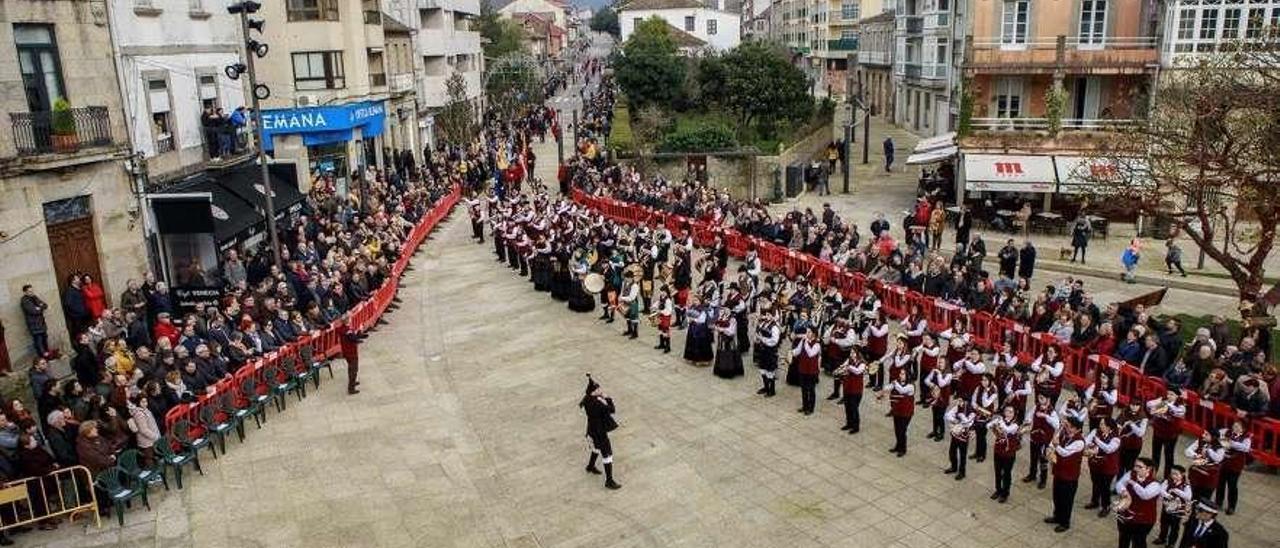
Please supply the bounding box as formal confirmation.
[581,375,622,490]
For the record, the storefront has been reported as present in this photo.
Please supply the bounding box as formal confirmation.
[260,100,387,192]
[962,153,1058,194]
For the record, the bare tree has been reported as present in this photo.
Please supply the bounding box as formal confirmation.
[1084,30,1280,309]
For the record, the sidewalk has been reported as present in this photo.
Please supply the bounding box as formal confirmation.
[765,115,1250,318]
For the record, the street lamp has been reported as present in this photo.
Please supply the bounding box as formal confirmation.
[226,1,280,270]
[843,122,852,194]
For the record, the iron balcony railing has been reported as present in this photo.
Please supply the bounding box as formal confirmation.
[9,106,114,156]
[827,38,858,51]
[970,117,1140,131]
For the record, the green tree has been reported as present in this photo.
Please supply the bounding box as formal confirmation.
[712,41,812,138]
[478,1,527,59]
[437,73,475,146]
[613,17,685,109]
[486,54,546,119]
[589,8,620,37]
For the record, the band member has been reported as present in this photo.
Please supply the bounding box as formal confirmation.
[900,305,927,349]
[1215,419,1250,514]
[682,298,714,366]
[619,272,641,339]
[1061,396,1088,433]
[1179,500,1228,548]
[836,352,866,433]
[580,375,621,490]
[1154,465,1192,546]
[1030,346,1065,404]
[939,317,970,367]
[884,368,915,457]
[823,319,858,400]
[862,313,889,390]
[792,329,822,415]
[924,366,954,441]
[953,348,986,401]
[598,261,619,324]
[712,309,744,379]
[1184,429,1225,502]
[1046,417,1085,533]
[1004,369,1034,421]
[1084,418,1121,517]
[854,289,880,333]
[493,217,508,263]
[725,283,750,354]
[567,250,596,313]
[1147,389,1186,477]
[1117,400,1148,474]
[1084,373,1118,431]
[971,374,998,462]
[1114,457,1163,548]
[531,237,553,292]
[468,196,486,243]
[992,342,1020,409]
[884,335,913,389]
[915,334,942,405]
[1025,393,1059,489]
[754,311,782,397]
[673,249,692,327]
[944,399,976,480]
[989,406,1023,503]
[651,286,674,353]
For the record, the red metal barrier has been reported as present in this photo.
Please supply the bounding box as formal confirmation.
[880,285,907,320]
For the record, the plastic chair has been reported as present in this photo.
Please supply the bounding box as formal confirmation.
[154,434,202,489]
[299,345,334,389]
[218,391,249,443]
[172,418,216,461]
[116,448,168,492]
[265,364,299,412]
[289,356,314,399]
[94,467,150,526]
[198,405,233,456]
[239,377,269,427]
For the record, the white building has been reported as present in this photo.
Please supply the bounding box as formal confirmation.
[619,0,742,52]
[105,0,248,177]
[1160,0,1280,67]
[386,0,484,149]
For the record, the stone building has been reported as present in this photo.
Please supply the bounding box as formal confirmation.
[0,0,145,368]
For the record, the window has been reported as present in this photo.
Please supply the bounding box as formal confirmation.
[1198,8,1219,51]
[1176,8,1196,52]
[633,17,642,28]
[147,78,174,153]
[287,0,339,22]
[198,74,220,110]
[994,78,1023,119]
[841,3,859,20]
[1222,8,1242,40]
[684,16,695,32]
[13,24,66,113]
[292,51,345,90]
[707,19,718,35]
[1078,0,1107,46]
[1246,8,1265,38]
[1000,0,1029,47]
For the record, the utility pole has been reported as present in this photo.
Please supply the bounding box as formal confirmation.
[572,109,579,148]
[845,53,856,144]
[861,78,870,165]
[229,1,280,269]
[556,108,564,164]
[843,122,852,194]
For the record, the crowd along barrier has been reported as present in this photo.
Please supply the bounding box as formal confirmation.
[163,186,461,435]
[569,190,1280,467]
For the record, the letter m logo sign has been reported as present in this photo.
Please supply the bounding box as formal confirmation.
[994,162,1024,176]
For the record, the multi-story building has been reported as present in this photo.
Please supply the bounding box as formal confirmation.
[382,12,421,166]
[388,0,484,151]
[893,0,961,136]
[1,1,144,368]
[251,0,395,193]
[855,10,895,117]
[956,0,1161,202]
[619,0,742,52]
[1160,0,1280,66]
[740,0,772,38]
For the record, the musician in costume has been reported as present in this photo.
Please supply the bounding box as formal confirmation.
[1154,465,1192,546]
[1215,419,1251,515]
[1025,393,1059,489]
[618,271,641,339]
[822,318,858,400]
[883,335,913,394]
[853,289,880,333]
[567,250,596,313]
[672,248,692,327]
[836,352,867,433]
[1114,457,1163,548]
[1030,345,1065,404]
[468,196,486,243]
[992,342,1020,409]
[651,286,674,353]
[1117,400,1148,474]
[1184,429,1225,502]
[970,374,998,463]
[792,329,822,415]
[712,308,744,378]
[1084,373,1118,431]
[753,311,782,397]
[1003,369,1034,423]
[939,317,971,370]
[953,348,987,402]
[597,260,620,323]
[1147,389,1186,477]
[862,313,889,390]
[924,366,954,441]
[530,236,553,292]
[724,283,750,354]
[900,304,927,349]
[1084,418,1122,517]
[580,375,621,490]
[1046,416,1085,533]
[884,368,916,457]
[915,334,942,405]
[682,297,714,366]
[944,399,976,480]
[989,405,1024,503]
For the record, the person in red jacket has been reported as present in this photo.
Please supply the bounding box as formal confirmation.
[1046,416,1085,532]
[338,323,362,395]
[152,312,180,348]
[1114,457,1163,548]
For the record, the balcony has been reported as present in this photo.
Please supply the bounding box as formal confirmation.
[417,0,480,15]
[369,73,387,87]
[418,29,482,56]
[966,36,1159,75]
[970,117,1139,132]
[900,62,947,84]
[9,107,114,157]
[827,38,858,51]
[859,51,890,65]
[389,73,414,93]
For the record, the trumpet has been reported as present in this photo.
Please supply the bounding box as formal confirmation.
[1047,438,1060,464]
[1084,443,1099,460]
[1151,400,1170,417]
[1112,494,1134,522]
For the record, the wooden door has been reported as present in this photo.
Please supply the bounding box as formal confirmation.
[45,216,103,313]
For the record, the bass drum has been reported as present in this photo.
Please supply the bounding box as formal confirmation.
[583,273,606,294]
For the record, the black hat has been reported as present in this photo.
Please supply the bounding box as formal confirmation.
[584,374,599,396]
[1194,499,1220,515]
